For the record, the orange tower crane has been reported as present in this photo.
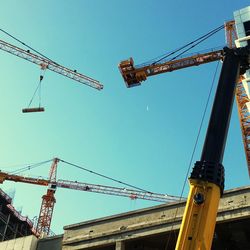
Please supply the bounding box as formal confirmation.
[0,158,183,237]
[119,21,250,177]
[36,158,59,237]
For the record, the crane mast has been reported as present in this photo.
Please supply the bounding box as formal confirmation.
[36,158,59,237]
[0,39,103,90]
[235,78,250,175]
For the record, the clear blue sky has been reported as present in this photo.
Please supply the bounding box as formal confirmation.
[0,1,249,234]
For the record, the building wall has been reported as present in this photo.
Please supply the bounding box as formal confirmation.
[0,186,249,249]
[0,188,34,241]
[37,235,63,250]
[62,186,250,250]
[0,235,37,250]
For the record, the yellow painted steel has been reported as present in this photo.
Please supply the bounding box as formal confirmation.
[175,180,221,250]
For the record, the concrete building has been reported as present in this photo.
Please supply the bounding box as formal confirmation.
[0,235,38,250]
[0,188,35,242]
[61,185,250,250]
[37,235,63,250]
[1,185,250,249]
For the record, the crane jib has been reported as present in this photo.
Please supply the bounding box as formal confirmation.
[0,39,103,90]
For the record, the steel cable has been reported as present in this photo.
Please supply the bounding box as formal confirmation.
[59,159,153,193]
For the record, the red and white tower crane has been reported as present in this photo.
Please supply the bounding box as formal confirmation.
[0,158,183,237]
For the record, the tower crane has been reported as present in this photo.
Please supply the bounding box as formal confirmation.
[119,20,250,177]
[118,7,250,250]
[0,158,183,237]
[0,38,103,112]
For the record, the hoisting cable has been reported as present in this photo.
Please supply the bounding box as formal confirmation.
[59,159,153,193]
[151,24,224,65]
[136,25,223,67]
[27,76,43,108]
[0,28,58,65]
[38,68,47,108]
[0,28,58,113]
[8,159,53,175]
[168,29,223,62]
[22,70,46,113]
[164,61,220,249]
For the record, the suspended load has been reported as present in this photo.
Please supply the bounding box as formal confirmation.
[22,75,45,113]
[22,107,45,113]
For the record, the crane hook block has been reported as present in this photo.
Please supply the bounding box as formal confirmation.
[22,107,45,113]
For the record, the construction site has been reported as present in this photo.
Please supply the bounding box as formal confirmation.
[0,3,250,250]
[0,185,249,249]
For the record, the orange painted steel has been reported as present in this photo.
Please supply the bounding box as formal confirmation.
[0,171,48,186]
[36,158,59,236]
[235,79,250,176]
[119,49,224,87]
[225,20,238,49]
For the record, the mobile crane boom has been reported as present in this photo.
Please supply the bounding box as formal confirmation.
[118,7,250,249]
[176,45,249,250]
[0,39,103,90]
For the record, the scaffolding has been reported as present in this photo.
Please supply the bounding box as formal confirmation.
[0,188,36,241]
